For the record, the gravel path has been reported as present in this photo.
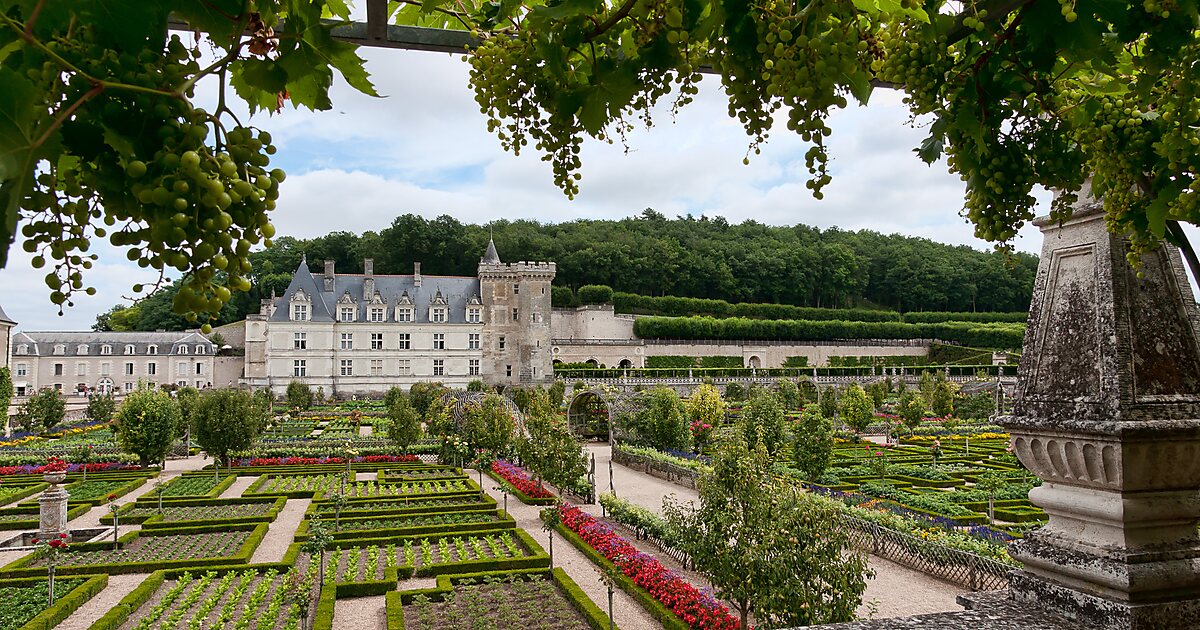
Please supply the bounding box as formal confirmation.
[584,443,967,621]
[221,475,258,498]
[475,471,661,630]
[333,594,387,630]
[249,498,310,564]
[53,573,145,630]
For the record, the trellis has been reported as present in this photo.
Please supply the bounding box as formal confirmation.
[565,387,645,443]
[439,390,528,437]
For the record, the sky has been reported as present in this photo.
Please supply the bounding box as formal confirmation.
[0,43,1068,331]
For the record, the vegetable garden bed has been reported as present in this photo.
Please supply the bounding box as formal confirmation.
[0,574,107,630]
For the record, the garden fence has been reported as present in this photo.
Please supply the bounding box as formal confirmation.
[611,447,700,489]
[842,515,1013,591]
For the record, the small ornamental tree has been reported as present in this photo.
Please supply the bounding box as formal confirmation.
[665,433,868,628]
[897,390,927,433]
[383,386,406,411]
[174,386,200,437]
[631,386,690,452]
[286,380,313,410]
[386,394,423,451]
[792,405,835,482]
[467,379,487,392]
[919,371,937,406]
[931,378,957,418]
[774,378,801,411]
[723,382,746,403]
[114,386,180,467]
[19,387,66,433]
[685,383,724,451]
[547,380,566,409]
[740,389,787,456]
[819,386,838,420]
[192,388,264,468]
[408,382,448,419]
[30,533,69,606]
[838,383,875,435]
[956,392,995,421]
[462,393,515,455]
[976,471,1008,524]
[301,519,333,585]
[70,444,94,481]
[85,392,116,424]
[866,382,887,409]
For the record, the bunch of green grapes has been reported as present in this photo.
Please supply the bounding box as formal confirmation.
[876,23,951,116]
[717,1,882,199]
[18,31,279,329]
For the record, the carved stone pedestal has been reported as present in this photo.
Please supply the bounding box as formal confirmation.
[1002,193,1200,629]
[37,472,69,541]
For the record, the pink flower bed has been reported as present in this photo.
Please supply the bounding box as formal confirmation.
[232,454,420,467]
[558,504,741,629]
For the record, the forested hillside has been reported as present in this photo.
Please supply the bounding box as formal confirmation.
[94,210,1036,331]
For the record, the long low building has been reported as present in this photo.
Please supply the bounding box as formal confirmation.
[9,331,216,396]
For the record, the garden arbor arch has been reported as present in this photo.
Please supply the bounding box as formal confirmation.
[565,387,644,443]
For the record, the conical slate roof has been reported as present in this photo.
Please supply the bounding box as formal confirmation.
[481,238,501,264]
[0,303,15,325]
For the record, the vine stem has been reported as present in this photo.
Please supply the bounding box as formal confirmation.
[33,84,103,149]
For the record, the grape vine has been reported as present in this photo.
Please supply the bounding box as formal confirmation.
[0,0,375,326]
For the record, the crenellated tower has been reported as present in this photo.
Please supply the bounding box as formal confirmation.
[478,238,555,384]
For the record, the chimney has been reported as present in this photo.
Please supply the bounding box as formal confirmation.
[323,260,335,291]
[414,262,422,288]
[363,258,375,299]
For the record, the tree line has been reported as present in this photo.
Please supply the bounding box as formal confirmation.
[94,210,1036,332]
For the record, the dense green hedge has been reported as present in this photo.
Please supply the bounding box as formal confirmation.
[902,311,1028,324]
[613,291,901,322]
[0,504,90,530]
[2,574,107,630]
[645,355,744,369]
[105,496,287,528]
[633,316,1025,348]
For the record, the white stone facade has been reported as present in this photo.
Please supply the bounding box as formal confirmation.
[243,242,556,395]
[9,331,216,397]
[0,304,14,370]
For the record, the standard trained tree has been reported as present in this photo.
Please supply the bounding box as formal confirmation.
[193,388,265,467]
[461,393,516,455]
[174,386,200,437]
[665,433,868,627]
[838,383,875,436]
[632,386,691,452]
[286,380,313,410]
[86,392,116,424]
[897,390,927,434]
[685,383,724,451]
[115,387,180,467]
[740,389,787,456]
[793,405,835,482]
[386,393,423,451]
[18,388,66,433]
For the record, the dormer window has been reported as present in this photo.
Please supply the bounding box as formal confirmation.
[290,288,311,321]
[339,306,356,322]
[53,344,66,355]
[431,307,447,323]
[369,306,385,322]
[196,345,206,355]
[124,344,135,355]
[397,307,413,322]
[15,344,28,355]
[77,344,89,354]
[176,344,188,354]
[100,344,112,355]
[467,306,482,324]
[148,344,158,355]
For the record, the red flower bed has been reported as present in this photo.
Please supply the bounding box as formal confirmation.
[0,461,138,476]
[232,454,420,467]
[558,505,741,629]
[491,460,554,499]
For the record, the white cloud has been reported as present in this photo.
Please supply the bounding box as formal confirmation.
[1,49,1058,331]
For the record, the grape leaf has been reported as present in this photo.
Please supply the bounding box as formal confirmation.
[916,116,948,164]
[230,59,290,114]
[0,69,40,269]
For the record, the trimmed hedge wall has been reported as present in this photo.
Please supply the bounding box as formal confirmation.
[104,496,287,528]
[484,469,556,506]
[295,511,515,541]
[0,504,90,530]
[0,522,269,577]
[384,567,614,630]
[633,315,1026,348]
[548,519,689,630]
[2,573,107,630]
[612,292,902,323]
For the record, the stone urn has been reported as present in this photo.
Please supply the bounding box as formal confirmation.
[43,471,67,485]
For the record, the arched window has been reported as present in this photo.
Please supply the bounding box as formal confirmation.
[100,344,112,355]
[147,344,158,355]
[53,344,66,355]
[77,344,89,354]
[124,344,136,355]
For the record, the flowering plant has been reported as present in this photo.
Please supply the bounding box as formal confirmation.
[491,460,555,499]
[44,456,68,473]
[558,505,740,629]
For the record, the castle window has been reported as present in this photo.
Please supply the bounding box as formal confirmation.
[340,359,353,376]
[147,362,157,375]
[340,333,353,350]
[53,344,65,355]
[293,359,306,377]
[370,359,383,375]
[512,308,518,321]
[15,345,28,355]
[294,332,307,349]
[196,345,205,355]
[469,359,480,376]
[506,365,512,377]
[371,333,383,350]
[339,306,356,322]
[77,344,89,354]
[369,307,385,322]
[398,333,411,350]
[99,345,111,355]
[398,359,411,375]
[397,307,413,322]
[124,344,135,355]
[431,307,447,323]
[513,283,519,295]
[148,345,158,355]
[499,336,506,350]
[467,307,482,323]
[433,334,445,350]
[433,359,444,376]
[292,304,308,321]
[125,362,135,376]
[15,363,28,377]
[76,362,86,376]
[53,363,63,376]
[468,334,480,350]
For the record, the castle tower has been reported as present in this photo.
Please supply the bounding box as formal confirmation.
[478,237,555,384]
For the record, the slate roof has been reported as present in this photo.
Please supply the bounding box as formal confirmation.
[481,238,501,264]
[11,331,214,357]
[0,304,14,325]
[271,259,482,324]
